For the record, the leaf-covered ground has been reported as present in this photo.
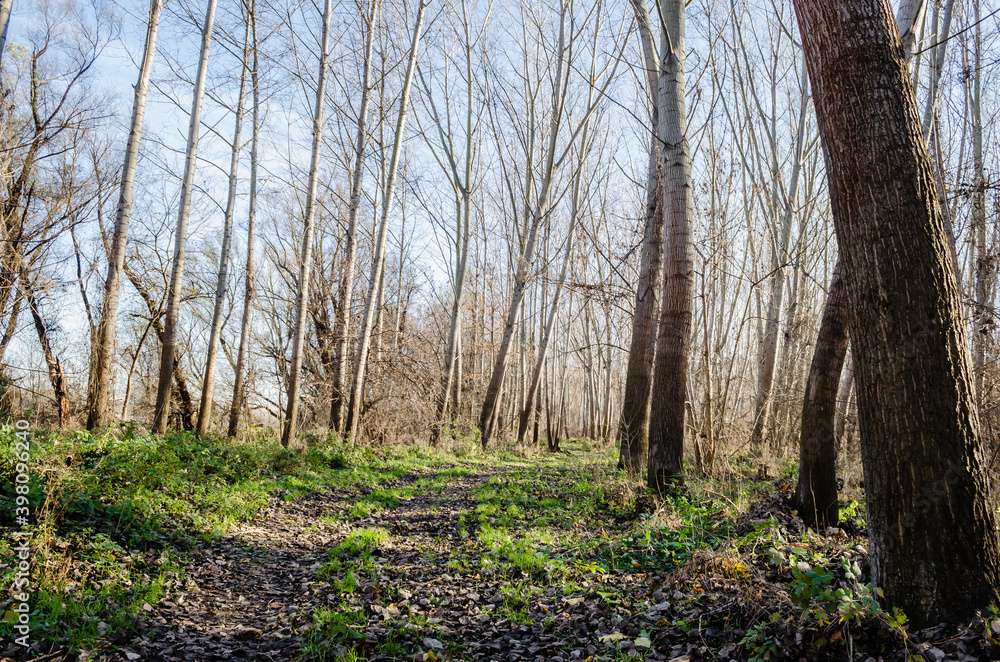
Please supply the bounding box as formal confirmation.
[4,431,1000,661]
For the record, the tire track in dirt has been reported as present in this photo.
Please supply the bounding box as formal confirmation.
[126,467,501,661]
[123,461,658,662]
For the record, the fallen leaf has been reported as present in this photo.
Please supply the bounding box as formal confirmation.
[634,637,651,648]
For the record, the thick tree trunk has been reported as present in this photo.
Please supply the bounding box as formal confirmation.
[87,0,164,430]
[616,0,663,475]
[647,0,694,494]
[198,15,250,437]
[792,0,1000,625]
[281,0,334,447]
[792,259,848,528]
[792,0,929,526]
[151,0,218,433]
[228,1,260,439]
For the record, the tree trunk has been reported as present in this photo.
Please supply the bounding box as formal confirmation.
[24,279,68,427]
[792,0,929,526]
[617,0,664,475]
[345,0,429,443]
[87,0,164,430]
[970,0,988,403]
[151,0,218,434]
[280,0,334,448]
[895,0,927,60]
[0,0,13,70]
[834,354,854,448]
[792,0,1000,625]
[198,14,250,437]
[124,264,195,431]
[228,0,260,439]
[647,0,694,494]
[329,0,378,434]
[792,259,848,528]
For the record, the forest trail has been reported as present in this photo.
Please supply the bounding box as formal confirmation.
[135,465,509,661]
[128,453,678,662]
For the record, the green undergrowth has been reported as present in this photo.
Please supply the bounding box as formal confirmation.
[599,497,735,573]
[0,423,494,655]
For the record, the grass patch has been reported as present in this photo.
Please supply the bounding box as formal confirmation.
[0,424,483,656]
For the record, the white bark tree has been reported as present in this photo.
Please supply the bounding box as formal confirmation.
[151,0,219,433]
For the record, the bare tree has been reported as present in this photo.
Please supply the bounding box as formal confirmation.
[344,0,430,443]
[646,0,694,493]
[419,0,489,440]
[329,0,378,433]
[228,0,260,438]
[792,0,1000,625]
[87,0,165,429]
[280,0,334,447]
[197,7,251,436]
[151,0,219,433]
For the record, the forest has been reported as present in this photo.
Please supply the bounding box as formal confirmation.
[1,0,999,659]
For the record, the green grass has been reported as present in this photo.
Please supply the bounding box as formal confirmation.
[0,424,491,656]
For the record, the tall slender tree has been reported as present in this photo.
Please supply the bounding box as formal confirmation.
[228,0,259,439]
[330,0,379,433]
[281,0,335,447]
[344,0,430,443]
[87,0,165,429]
[151,0,219,433]
[197,11,251,437]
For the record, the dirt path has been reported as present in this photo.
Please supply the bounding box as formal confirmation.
[125,463,668,662]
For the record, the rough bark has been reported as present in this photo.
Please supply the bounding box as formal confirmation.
[792,259,848,528]
[615,0,664,474]
[792,0,1000,625]
[647,0,694,494]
